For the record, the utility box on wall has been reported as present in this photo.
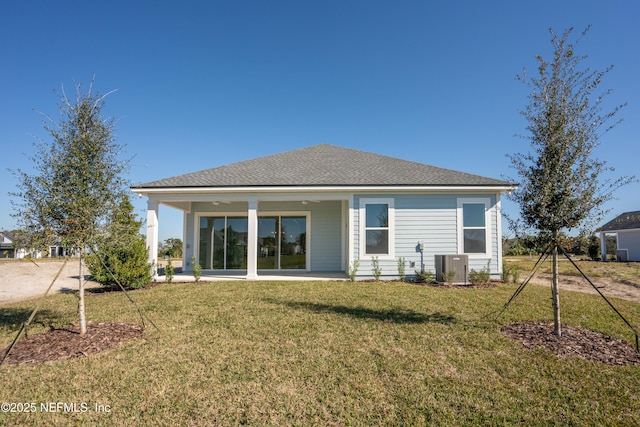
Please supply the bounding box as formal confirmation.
[435,254,469,284]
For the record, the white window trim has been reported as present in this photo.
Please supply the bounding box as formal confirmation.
[457,197,491,258]
[359,198,395,260]
[194,212,249,271]
[258,211,311,272]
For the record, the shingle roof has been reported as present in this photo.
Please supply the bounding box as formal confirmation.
[133,144,514,189]
[600,211,640,232]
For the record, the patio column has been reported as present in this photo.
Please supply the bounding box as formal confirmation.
[147,200,159,279]
[246,198,259,279]
[600,232,607,261]
[347,195,354,272]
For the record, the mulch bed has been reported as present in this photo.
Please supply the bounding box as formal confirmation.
[1,322,145,365]
[501,322,640,365]
[3,319,638,366]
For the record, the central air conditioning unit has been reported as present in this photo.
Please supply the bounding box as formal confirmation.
[435,254,469,284]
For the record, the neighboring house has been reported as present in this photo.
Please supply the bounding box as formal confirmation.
[0,232,76,259]
[599,211,640,262]
[131,144,517,280]
[0,232,17,258]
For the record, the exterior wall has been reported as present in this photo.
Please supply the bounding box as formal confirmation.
[184,210,196,270]
[177,191,503,279]
[353,193,500,280]
[616,230,640,262]
[308,201,343,271]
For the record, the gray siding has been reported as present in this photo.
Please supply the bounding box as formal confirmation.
[395,194,457,275]
[353,193,500,280]
[184,211,195,269]
[309,201,343,271]
[617,230,640,262]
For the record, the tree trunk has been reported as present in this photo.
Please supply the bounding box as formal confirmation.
[551,244,561,336]
[78,253,87,335]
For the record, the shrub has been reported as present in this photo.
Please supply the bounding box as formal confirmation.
[371,256,381,281]
[469,262,491,285]
[588,237,600,261]
[192,256,202,283]
[501,261,522,284]
[87,238,152,289]
[511,265,521,284]
[86,196,152,289]
[414,269,435,284]
[165,258,175,284]
[443,270,456,285]
[348,259,360,282]
[397,257,406,281]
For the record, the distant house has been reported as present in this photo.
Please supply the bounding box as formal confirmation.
[0,232,16,258]
[0,232,27,259]
[131,144,517,280]
[0,231,77,259]
[599,211,640,262]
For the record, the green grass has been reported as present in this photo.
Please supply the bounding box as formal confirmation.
[504,255,640,284]
[1,280,639,426]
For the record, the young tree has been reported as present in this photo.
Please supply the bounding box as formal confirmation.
[86,195,152,289]
[160,237,183,258]
[507,27,634,336]
[11,81,129,334]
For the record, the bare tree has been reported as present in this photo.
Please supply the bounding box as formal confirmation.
[506,27,635,336]
[11,80,129,334]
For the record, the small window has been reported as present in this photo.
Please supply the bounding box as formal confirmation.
[360,198,394,258]
[458,199,490,255]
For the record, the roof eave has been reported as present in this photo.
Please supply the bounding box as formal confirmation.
[130,184,518,195]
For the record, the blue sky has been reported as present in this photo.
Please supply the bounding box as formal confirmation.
[1,0,638,243]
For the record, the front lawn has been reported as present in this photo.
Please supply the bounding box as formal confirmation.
[1,280,639,425]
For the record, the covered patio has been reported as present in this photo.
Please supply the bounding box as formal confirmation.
[153,270,348,283]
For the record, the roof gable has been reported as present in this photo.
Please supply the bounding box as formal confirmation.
[133,144,514,189]
[601,211,640,232]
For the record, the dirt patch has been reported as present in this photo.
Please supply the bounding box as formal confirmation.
[528,273,640,303]
[501,322,640,365]
[1,322,144,365]
[0,259,101,303]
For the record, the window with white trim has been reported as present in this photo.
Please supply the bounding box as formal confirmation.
[457,198,490,256]
[360,198,394,258]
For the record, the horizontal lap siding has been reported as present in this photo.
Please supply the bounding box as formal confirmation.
[395,195,457,275]
[618,230,640,261]
[184,212,195,268]
[354,194,458,278]
[354,193,500,279]
[310,201,343,271]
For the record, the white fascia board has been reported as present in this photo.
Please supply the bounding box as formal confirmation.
[131,184,517,196]
[605,228,640,234]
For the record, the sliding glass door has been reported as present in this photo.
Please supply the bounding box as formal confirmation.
[257,215,306,270]
[199,216,248,270]
[199,214,306,271]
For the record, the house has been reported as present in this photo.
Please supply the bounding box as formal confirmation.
[599,211,640,262]
[131,144,517,280]
[0,232,17,258]
[0,231,77,259]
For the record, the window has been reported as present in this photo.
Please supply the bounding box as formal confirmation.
[458,198,490,255]
[360,198,394,258]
